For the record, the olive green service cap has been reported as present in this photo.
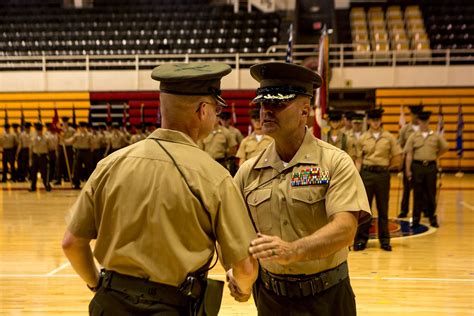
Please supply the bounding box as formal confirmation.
[151,63,232,107]
[366,108,385,119]
[351,113,365,123]
[249,62,322,104]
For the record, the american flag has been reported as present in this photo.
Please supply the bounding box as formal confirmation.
[37,106,42,123]
[3,108,8,126]
[72,104,77,127]
[456,104,464,158]
[285,24,293,63]
[52,106,59,132]
[313,26,329,139]
[436,103,444,136]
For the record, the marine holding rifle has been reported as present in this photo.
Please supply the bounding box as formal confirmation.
[62,63,258,315]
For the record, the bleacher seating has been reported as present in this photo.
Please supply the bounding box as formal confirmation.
[0,2,281,57]
[350,5,431,61]
[425,2,474,50]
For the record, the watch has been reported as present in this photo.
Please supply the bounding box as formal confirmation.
[87,273,103,292]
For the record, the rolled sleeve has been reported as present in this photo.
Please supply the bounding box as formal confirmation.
[403,134,415,154]
[67,178,97,239]
[325,153,371,224]
[215,177,257,266]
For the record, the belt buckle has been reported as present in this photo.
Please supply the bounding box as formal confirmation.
[422,160,429,166]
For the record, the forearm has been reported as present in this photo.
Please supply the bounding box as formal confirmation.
[62,230,99,287]
[406,152,413,173]
[292,212,358,261]
[231,256,258,293]
[390,154,402,170]
[355,158,362,172]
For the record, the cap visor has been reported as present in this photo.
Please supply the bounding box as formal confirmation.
[215,95,227,107]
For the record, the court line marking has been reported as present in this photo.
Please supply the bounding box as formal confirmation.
[0,274,473,283]
[46,262,71,276]
[460,201,474,211]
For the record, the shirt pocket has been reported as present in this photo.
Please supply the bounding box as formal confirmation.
[413,138,424,149]
[247,188,272,232]
[288,186,327,233]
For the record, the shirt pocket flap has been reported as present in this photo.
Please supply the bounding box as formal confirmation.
[290,186,326,204]
[247,188,272,207]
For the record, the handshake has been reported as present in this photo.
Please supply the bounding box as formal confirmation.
[224,233,296,303]
[226,269,252,302]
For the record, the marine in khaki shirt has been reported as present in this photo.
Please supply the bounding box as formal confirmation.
[62,63,258,314]
[404,111,449,228]
[234,62,371,315]
[356,129,402,168]
[218,112,244,145]
[326,110,356,161]
[199,123,238,161]
[353,109,402,252]
[29,122,52,192]
[346,113,365,142]
[236,108,273,166]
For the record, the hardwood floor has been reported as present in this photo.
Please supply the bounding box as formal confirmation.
[0,174,473,315]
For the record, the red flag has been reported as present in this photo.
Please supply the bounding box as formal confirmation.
[231,102,237,125]
[122,102,128,128]
[52,105,59,132]
[106,102,112,123]
[140,103,145,124]
[313,26,329,139]
[399,104,406,128]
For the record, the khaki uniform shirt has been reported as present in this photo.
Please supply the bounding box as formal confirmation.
[0,132,18,149]
[60,126,76,145]
[30,134,50,154]
[19,132,33,149]
[110,131,127,149]
[199,126,237,160]
[327,130,356,160]
[44,131,58,152]
[90,133,104,151]
[236,133,273,163]
[69,131,92,150]
[347,130,362,142]
[130,133,146,144]
[228,126,244,145]
[67,129,256,286]
[398,123,419,149]
[404,130,449,161]
[235,129,371,275]
[357,130,402,166]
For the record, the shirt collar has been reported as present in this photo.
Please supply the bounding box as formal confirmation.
[147,128,199,148]
[254,128,319,172]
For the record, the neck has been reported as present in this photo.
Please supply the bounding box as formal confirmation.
[161,120,201,143]
[370,127,381,133]
[274,127,306,162]
[420,126,429,132]
[254,129,263,135]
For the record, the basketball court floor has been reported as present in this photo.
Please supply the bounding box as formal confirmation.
[0,174,473,315]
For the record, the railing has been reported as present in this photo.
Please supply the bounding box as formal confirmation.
[0,44,472,71]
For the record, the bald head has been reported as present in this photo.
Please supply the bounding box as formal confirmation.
[160,92,219,142]
[160,93,212,120]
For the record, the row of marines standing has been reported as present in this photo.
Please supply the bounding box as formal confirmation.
[0,118,158,191]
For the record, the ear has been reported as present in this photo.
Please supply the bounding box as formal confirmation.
[302,103,310,117]
[196,102,207,121]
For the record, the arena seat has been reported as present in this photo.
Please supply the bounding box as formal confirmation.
[0,2,281,58]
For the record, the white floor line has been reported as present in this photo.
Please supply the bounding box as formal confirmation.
[46,262,71,276]
[460,201,474,211]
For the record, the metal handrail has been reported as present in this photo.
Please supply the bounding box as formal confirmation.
[0,44,473,71]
